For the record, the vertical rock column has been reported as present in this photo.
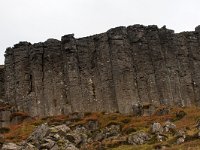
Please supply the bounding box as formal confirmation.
[127,25,160,106]
[187,29,200,106]
[29,43,46,116]
[92,33,119,112]
[4,48,16,105]
[157,29,184,106]
[13,42,31,112]
[173,33,196,106]
[76,37,102,112]
[5,42,31,112]
[107,27,139,113]
[0,66,4,99]
[42,39,66,116]
[61,34,83,112]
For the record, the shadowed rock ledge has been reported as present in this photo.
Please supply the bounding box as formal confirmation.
[3,24,200,117]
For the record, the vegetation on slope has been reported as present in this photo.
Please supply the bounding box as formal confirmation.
[1,106,200,149]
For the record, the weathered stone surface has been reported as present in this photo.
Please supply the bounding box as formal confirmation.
[163,120,176,133]
[151,122,163,134]
[3,25,200,116]
[128,131,151,145]
[0,65,4,100]
[27,123,49,145]
[1,143,20,150]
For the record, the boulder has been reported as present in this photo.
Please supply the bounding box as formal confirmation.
[104,125,121,138]
[49,124,71,137]
[85,120,99,131]
[156,134,167,142]
[176,130,186,139]
[128,132,151,145]
[40,138,55,149]
[27,123,49,144]
[19,143,36,150]
[2,143,21,150]
[176,137,185,144]
[151,122,163,134]
[163,120,176,133]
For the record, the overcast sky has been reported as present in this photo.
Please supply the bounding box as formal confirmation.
[0,0,199,64]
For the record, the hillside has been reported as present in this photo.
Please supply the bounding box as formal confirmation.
[1,106,200,149]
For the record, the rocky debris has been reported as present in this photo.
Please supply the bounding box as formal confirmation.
[175,130,187,145]
[1,143,20,150]
[3,25,200,117]
[27,123,49,144]
[151,122,164,134]
[163,120,176,133]
[19,123,80,150]
[12,122,122,149]
[89,124,121,142]
[156,133,168,142]
[176,137,185,144]
[128,132,151,145]
[85,120,99,131]
[1,116,198,149]
[20,143,36,150]
[50,124,71,134]
[176,130,186,139]
[104,125,121,138]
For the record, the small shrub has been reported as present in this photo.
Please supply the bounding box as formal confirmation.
[122,127,136,134]
[175,110,187,121]
[0,127,10,134]
[121,118,131,124]
[48,115,68,125]
[10,112,30,121]
[84,112,92,117]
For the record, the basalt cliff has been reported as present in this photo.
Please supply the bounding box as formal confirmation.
[1,25,200,117]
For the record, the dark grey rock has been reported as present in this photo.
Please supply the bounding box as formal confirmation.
[0,65,4,100]
[2,25,200,117]
[27,123,49,144]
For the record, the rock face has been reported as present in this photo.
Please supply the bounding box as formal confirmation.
[0,65,4,99]
[3,25,200,116]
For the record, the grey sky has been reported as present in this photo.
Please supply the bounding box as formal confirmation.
[0,0,199,64]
